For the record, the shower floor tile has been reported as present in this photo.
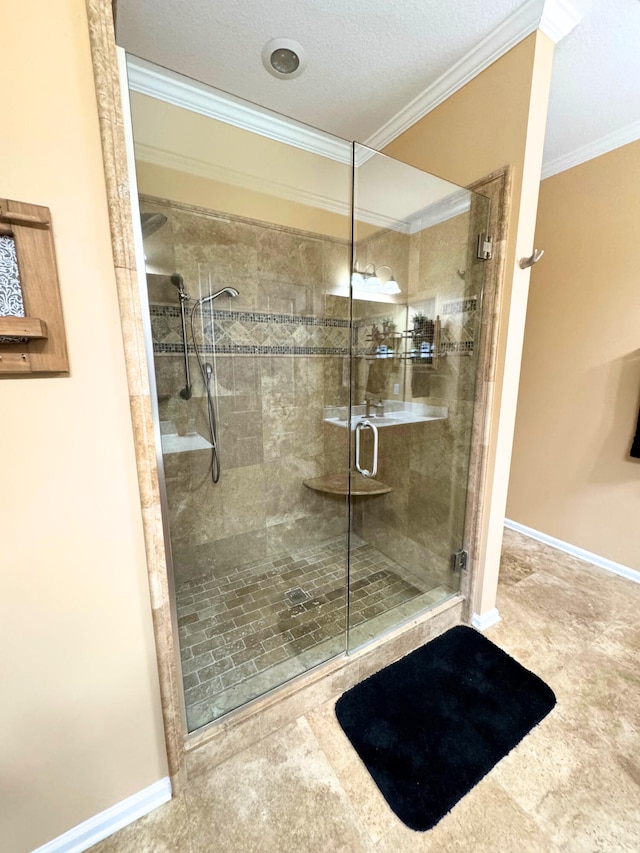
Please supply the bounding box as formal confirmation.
[175,535,445,729]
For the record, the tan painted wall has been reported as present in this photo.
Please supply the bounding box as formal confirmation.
[385,35,536,189]
[131,91,352,239]
[0,3,167,851]
[508,141,640,570]
[136,159,352,239]
[384,32,555,615]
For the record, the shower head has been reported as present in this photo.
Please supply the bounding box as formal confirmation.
[197,287,240,306]
[170,273,186,294]
[140,212,168,238]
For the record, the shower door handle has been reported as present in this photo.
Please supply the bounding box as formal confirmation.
[355,419,379,478]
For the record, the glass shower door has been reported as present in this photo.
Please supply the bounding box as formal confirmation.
[346,144,490,648]
[129,57,492,730]
[131,78,355,730]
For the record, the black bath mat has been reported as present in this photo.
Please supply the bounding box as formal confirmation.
[335,625,555,831]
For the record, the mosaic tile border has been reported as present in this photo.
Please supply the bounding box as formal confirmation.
[442,297,477,315]
[154,343,473,357]
[151,303,350,356]
[441,340,475,353]
[150,305,350,328]
[154,343,349,356]
[150,302,475,357]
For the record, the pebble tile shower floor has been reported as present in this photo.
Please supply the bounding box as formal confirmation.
[176,535,429,729]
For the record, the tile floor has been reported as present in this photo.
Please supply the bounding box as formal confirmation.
[177,535,430,728]
[91,528,640,852]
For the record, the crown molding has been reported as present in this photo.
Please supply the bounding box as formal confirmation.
[129,2,639,194]
[539,0,582,43]
[541,119,640,179]
[135,142,412,233]
[135,142,348,214]
[364,0,582,153]
[136,142,473,234]
[408,189,471,234]
[126,3,582,170]
[126,56,352,165]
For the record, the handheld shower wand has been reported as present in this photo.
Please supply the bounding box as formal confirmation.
[170,274,240,483]
[189,285,239,483]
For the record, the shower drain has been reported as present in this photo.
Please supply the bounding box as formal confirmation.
[285,587,309,606]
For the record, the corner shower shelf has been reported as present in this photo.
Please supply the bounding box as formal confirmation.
[303,472,392,496]
[160,432,213,455]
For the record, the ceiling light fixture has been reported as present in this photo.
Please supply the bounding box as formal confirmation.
[351,263,400,295]
[262,38,306,79]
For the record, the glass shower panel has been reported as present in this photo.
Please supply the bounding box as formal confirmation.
[347,144,490,649]
[131,86,353,730]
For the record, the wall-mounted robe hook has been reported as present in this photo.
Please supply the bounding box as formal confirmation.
[519,249,544,269]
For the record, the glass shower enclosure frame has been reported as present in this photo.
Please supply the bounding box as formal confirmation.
[345,143,489,651]
[127,64,490,733]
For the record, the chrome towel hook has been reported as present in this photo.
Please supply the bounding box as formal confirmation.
[519,249,544,269]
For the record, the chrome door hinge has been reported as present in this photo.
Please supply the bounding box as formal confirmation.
[452,550,468,573]
[477,234,493,260]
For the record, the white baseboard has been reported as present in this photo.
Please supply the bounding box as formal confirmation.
[504,519,640,585]
[31,777,171,853]
[471,608,501,631]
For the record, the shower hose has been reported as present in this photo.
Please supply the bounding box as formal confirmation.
[190,303,221,483]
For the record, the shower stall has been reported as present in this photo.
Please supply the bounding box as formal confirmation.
[128,66,490,732]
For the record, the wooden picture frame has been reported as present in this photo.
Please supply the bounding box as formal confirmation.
[0,198,68,375]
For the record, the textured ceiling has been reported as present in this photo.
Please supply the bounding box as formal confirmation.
[543,0,640,166]
[117,0,640,171]
[117,0,523,141]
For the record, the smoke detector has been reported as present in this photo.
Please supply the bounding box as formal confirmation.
[262,38,306,79]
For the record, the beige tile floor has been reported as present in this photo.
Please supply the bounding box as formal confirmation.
[177,535,425,729]
[90,529,640,853]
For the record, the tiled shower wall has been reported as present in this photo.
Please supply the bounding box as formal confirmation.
[142,196,351,586]
[143,193,484,595]
[355,208,484,586]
